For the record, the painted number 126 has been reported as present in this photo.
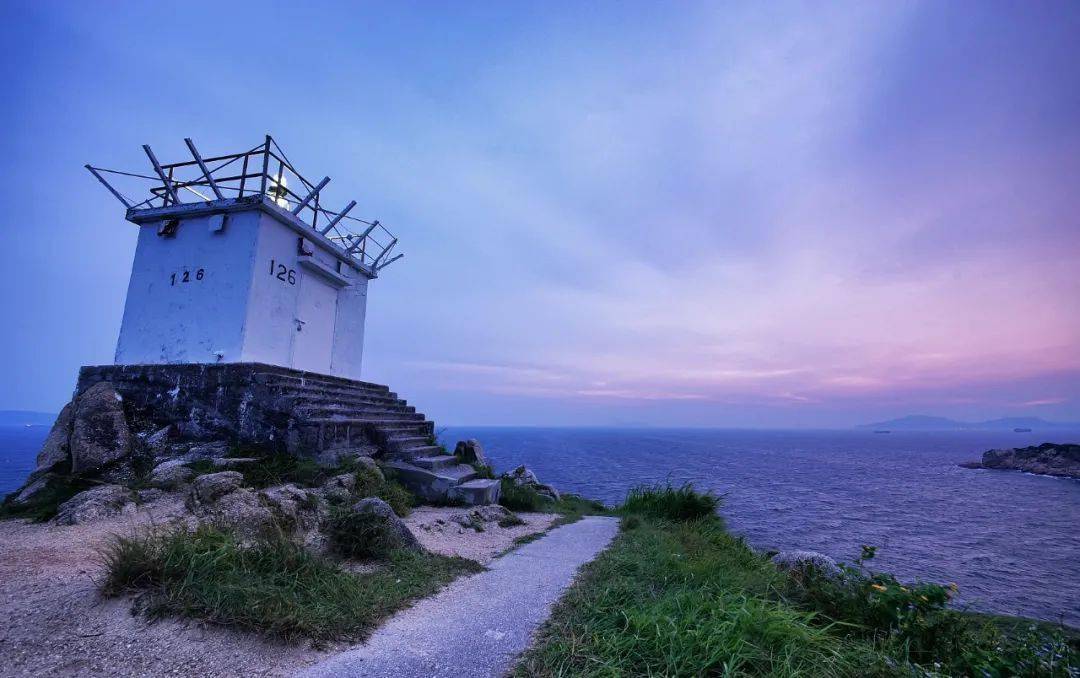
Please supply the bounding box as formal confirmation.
[269,259,297,285]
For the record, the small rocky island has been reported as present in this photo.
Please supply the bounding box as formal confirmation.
[960,442,1080,479]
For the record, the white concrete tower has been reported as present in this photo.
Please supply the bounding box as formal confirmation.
[86,136,403,380]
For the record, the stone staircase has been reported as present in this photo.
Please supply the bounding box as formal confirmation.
[253,369,501,505]
[75,363,500,505]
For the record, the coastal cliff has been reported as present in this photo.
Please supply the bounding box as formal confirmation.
[961,442,1080,479]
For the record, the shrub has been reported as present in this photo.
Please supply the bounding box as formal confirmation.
[323,506,403,560]
[101,523,480,643]
[785,545,1080,676]
[498,512,527,528]
[498,478,550,512]
[620,482,720,521]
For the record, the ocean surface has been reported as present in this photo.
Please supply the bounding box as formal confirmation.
[3,425,1078,626]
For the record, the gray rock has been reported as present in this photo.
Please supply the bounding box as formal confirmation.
[771,550,842,579]
[150,459,195,489]
[144,425,174,451]
[137,488,165,504]
[454,439,487,466]
[192,471,244,503]
[185,441,231,460]
[508,465,540,487]
[319,473,357,503]
[11,476,49,505]
[451,505,511,527]
[210,457,259,469]
[55,485,133,525]
[69,383,132,474]
[200,488,275,538]
[350,498,423,552]
[260,483,320,528]
[34,402,75,475]
[534,483,561,502]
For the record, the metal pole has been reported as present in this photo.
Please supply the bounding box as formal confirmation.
[372,237,398,267]
[345,220,379,254]
[319,200,357,235]
[183,138,224,200]
[291,176,330,215]
[85,165,132,208]
[259,135,271,196]
[376,253,404,271]
[142,144,180,204]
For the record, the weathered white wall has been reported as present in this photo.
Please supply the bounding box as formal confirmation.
[115,211,260,365]
[116,205,372,378]
[240,212,304,366]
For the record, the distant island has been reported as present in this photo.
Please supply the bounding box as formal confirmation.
[0,410,58,427]
[857,415,1080,431]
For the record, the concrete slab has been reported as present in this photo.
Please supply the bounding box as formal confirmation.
[302,516,620,678]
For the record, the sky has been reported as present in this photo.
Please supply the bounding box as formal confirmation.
[0,1,1077,427]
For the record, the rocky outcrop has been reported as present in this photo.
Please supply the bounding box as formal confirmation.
[454,439,487,466]
[507,465,561,502]
[191,471,245,504]
[35,402,75,476]
[960,443,1080,479]
[771,550,842,580]
[150,460,195,489]
[260,483,319,529]
[54,485,134,525]
[69,383,133,474]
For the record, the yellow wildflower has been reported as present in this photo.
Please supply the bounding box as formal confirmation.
[871,584,888,592]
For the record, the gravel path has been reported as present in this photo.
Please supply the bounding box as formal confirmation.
[302,516,620,678]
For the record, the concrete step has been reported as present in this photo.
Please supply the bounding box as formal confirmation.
[449,478,502,506]
[252,370,391,394]
[413,454,458,471]
[279,388,405,406]
[294,403,418,418]
[384,461,478,502]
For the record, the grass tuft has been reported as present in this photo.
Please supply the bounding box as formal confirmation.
[324,505,405,559]
[100,523,481,643]
[0,475,96,522]
[620,481,720,521]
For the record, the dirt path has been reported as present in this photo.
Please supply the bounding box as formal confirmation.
[301,516,621,678]
[0,501,557,677]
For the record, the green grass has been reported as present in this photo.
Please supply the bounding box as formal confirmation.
[101,523,481,644]
[620,481,720,521]
[516,485,1079,677]
[515,516,873,677]
[324,504,415,558]
[0,475,96,522]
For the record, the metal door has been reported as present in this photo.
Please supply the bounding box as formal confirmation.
[292,272,337,374]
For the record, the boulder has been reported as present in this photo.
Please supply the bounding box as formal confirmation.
[34,402,75,475]
[319,473,357,503]
[771,550,843,580]
[349,498,423,552]
[451,504,512,528]
[144,425,174,452]
[200,488,275,538]
[534,483,561,502]
[508,465,540,487]
[454,439,487,466]
[150,459,195,489]
[192,471,244,503]
[54,485,133,525]
[69,383,132,474]
[260,483,320,528]
[137,488,165,504]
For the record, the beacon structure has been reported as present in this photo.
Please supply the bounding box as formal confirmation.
[86,136,401,381]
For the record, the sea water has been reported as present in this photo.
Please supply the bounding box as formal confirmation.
[2,425,1077,625]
